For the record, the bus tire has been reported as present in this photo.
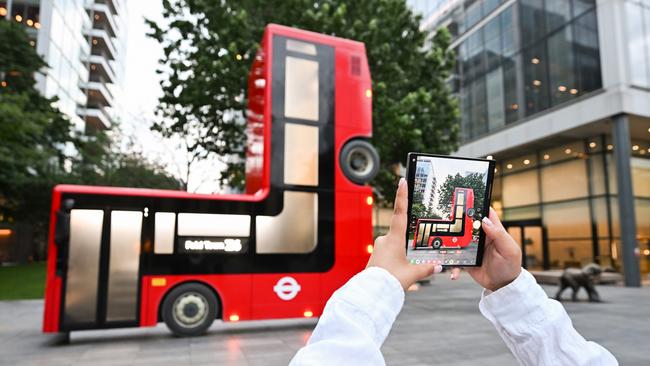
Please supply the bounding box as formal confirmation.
[431,238,443,249]
[467,208,475,217]
[340,139,380,184]
[162,282,219,337]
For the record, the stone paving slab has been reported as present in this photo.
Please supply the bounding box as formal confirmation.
[1,273,648,365]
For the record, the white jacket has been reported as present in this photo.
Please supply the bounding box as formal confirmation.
[290,267,617,365]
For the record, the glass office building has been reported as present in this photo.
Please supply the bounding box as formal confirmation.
[409,0,650,284]
[1,0,127,133]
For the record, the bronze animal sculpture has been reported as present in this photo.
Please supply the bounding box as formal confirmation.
[555,263,602,302]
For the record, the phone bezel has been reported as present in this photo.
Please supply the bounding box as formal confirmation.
[404,152,496,267]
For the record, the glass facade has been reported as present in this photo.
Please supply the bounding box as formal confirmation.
[625,0,650,88]
[492,138,650,272]
[453,0,602,141]
[44,0,91,131]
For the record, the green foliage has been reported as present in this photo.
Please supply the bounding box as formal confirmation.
[147,0,459,199]
[436,172,486,219]
[0,21,75,224]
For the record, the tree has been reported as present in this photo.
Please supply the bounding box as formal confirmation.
[436,172,486,220]
[146,0,459,200]
[0,21,74,225]
[0,21,180,261]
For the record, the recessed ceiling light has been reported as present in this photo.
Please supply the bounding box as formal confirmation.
[486,155,493,160]
[506,163,513,169]
[565,148,572,154]
[632,145,639,151]
[543,154,550,160]
[523,159,530,165]
[589,142,597,148]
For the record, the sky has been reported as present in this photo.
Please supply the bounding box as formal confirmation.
[122,2,223,193]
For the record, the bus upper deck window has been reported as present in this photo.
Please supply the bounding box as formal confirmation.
[284,123,319,186]
[286,39,317,55]
[285,56,319,121]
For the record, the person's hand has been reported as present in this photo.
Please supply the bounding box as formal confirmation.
[367,178,443,290]
[450,207,522,291]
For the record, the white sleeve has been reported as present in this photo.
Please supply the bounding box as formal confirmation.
[289,266,404,366]
[479,269,618,366]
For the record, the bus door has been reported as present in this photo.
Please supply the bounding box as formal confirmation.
[59,208,143,330]
[251,34,335,318]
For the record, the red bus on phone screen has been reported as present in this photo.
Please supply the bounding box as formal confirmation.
[42,24,379,337]
[412,187,475,250]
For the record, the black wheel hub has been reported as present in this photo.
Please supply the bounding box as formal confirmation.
[183,303,199,318]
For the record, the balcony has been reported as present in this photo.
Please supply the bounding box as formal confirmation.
[84,28,117,61]
[86,54,115,84]
[80,81,114,107]
[92,0,121,16]
[77,106,112,130]
[87,2,119,37]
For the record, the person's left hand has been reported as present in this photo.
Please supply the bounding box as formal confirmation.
[367,178,443,290]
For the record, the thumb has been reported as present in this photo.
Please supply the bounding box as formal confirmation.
[482,208,516,253]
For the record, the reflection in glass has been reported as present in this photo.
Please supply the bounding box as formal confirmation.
[541,160,588,202]
[502,170,539,207]
[549,240,592,269]
[543,200,591,239]
[285,56,319,121]
[284,123,319,186]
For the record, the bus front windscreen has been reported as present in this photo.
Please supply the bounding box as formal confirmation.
[405,153,494,267]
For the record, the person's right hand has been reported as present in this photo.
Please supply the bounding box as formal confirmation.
[451,207,522,291]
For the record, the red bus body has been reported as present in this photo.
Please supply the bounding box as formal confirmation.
[412,188,475,250]
[43,24,374,334]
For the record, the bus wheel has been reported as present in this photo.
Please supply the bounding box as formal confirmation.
[431,238,443,249]
[467,208,475,217]
[162,283,219,337]
[340,139,380,184]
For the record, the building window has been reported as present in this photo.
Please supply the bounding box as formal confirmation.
[625,1,650,88]
[453,0,601,141]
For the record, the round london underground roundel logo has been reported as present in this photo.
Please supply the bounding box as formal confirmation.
[273,276,301,301]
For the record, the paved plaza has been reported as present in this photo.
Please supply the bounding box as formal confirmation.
[1,273,648,365]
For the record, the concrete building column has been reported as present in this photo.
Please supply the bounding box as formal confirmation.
[611,114,640,287]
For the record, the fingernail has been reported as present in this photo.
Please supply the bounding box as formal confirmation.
[398,177,405,188]
[482,216,494,228]
[434,265,443,273]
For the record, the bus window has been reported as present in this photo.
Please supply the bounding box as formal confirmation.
[107,211,142,322]
[154,212,175,254]
[285,55,319,121]
[286,39,317,55]
[65,209,104,323]
[456,205,464,218]
[450,219,463,233]
[422,223,432,245]
[417,222,426,243]
[256,191,317,253]
[177,213,250,237]
[284,123,319,186]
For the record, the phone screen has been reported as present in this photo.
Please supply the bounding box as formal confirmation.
[405,153,495,267]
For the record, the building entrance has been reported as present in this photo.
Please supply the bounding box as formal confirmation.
[503,220,549,270]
